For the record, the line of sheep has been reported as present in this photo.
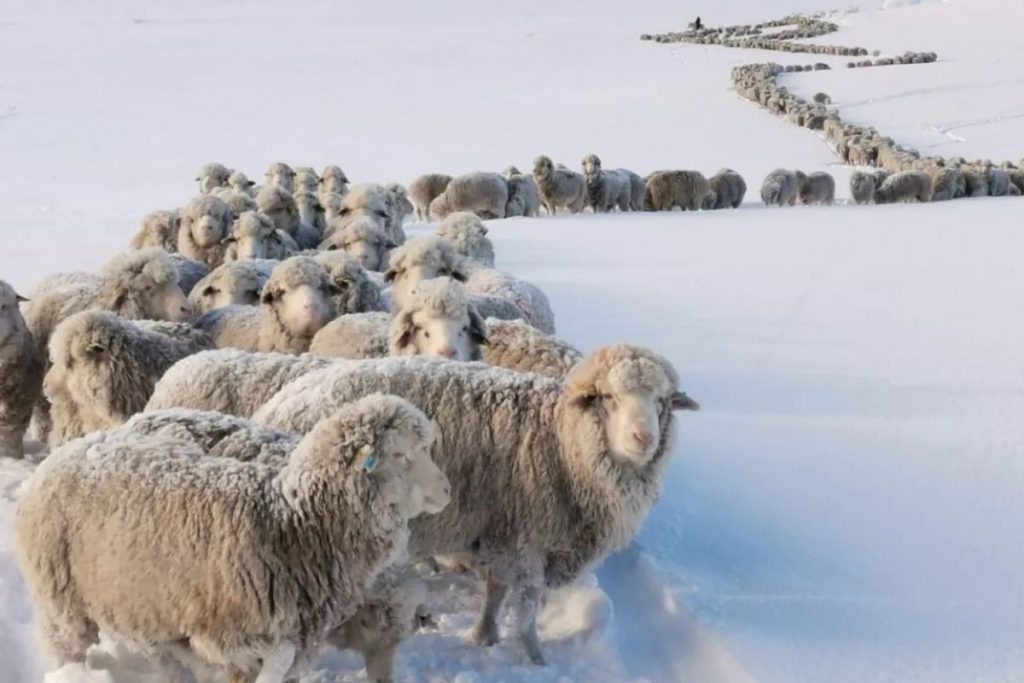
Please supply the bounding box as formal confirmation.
[2,164,701,683]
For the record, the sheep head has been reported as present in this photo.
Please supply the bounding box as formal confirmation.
[388,277,486,361]
[101,248,193,322]
[261,256,337,339]
[256,185,300,236]
[182,195,233,249]
[266,162,296,193]
[313,251,383,314]
[0,280,28,338]
[532,155,555,179]
[384,236,467,311]
[321,216,394,272]
[190,262,268,314]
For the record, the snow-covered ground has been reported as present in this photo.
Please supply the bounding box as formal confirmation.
[2,0,1023,681]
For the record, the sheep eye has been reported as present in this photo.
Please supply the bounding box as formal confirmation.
[328,245,339,251]
[339,207,351,216]
[438,268,450,276]
[374,210,388,219]
[202,286,219,297]
[423,330,430,339]
[336,281,349,290]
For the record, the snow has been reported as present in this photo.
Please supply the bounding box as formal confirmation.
[3,0,1024,681]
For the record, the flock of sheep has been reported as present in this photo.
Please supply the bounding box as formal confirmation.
[2,161,701,683]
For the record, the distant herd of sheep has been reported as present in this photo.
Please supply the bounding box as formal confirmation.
[3,160,701,683]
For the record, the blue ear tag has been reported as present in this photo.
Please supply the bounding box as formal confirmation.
[362,454,377,472]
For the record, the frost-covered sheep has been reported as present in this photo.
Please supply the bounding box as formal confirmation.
[987,167,1015,197]
[212,187,260,216]
[195,256,338,354]
[409,174,453,221]
[850,170,879,205]
[437,212,495,267]
[43,311,213,446]
[384,236,467,310]
[313,251,388,315]
[581,155,632,213]
[428,172,509,220]
[385,183,414,227]
[166,254,209,296]
[331,184,406,247]
[294,190,327,247]
[228,170,256,195]
[481,318,582,379]
[224,211,295,262]
[16,394,449,683]
[532,156,586,214]
[462,262,556,334]
[960,168,989,198]
[703,169,747,209]
[322,191,347,222]
[618,169,647,211]
[644,170,712,211]
[146,349,335,418]
[321,165,350,197]
[253,345,700,664]
[504,173,541,218]
[796,171,835,205]
[177,195,235,269]
[256,185,301,241]
[760,169,800,207]
[196,163,231,194]
[927,167,961,202]
[311,278,486,362]
[0,281,43,459]
[813,92,831,105]
[189,259,276,315]
[294,166,320,193]
[266,161,296,192]
[130,210,180,251]
[320,216,394,272]
[874,170,934,204]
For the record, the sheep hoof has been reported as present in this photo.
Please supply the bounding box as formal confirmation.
[471,621,500,647]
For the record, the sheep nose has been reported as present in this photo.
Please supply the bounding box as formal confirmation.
[632,430,653,449]
[439,347,456,359]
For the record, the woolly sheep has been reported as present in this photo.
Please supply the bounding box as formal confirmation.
[16,394,449,682]
[43,311,213,447]
[320,216,394,272]
[256,185,301,241]
[313,251,388,314]
[874,170,934,204]
[228,170,256,195]
[428,172,509,220]
[703,169,747,209]
[436,212,495,267]
[617,168,646,211]
[332,184,406,247]
[960,168,989,198]
[504,173,541,218]
[146,349,335,417]
[253,345,700,664]
[166,253,209,295]
[212,187,259,216]
[987,167,1015,197]
[581,154,631,213]
[813,92,831,104]
[196,256,338,353]
[796,171,835,205]
[462,263,556,334]
[196,162,231,194]
[385,183,414,226]
[266,161,296,192]
[321,165,350,197]
[177,195,235,269]
[130,210,180,251]
[644,170,712,211]
[482,318,582,379]
[0,281,43,459]
[760,169,800,207]
[927,167,960,202]
[322,191,347,222]
[294,190,327,248]
[189,259,276,315]
[224,211,295,262]
[532,156,586,214]
[294,166,320,193]
[849,171,879,205]
[409,174,453,221]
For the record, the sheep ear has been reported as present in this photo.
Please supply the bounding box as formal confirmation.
[261,288,279,305]
[15,293,28,303]
[450,268,468,283]
[468,310,488,346]
[384,240,397,250]
[86,342,106,356]
[384,268,398,283]
[670,392,700,411]
[111,293,127,310]
[568,391,596,409]
[394,311,416,350]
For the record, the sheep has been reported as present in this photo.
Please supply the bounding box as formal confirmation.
[253,345,700,664]
[320,165,350,197]
[16,393,450,683]
[212,187,260,216]
[796,171,835,205]
[0,281,43,459]
[292,190,326,248]
[146,349,335,417]
[130,210,180,251]
[313,251,388,314]
[874,170,934,204]
[196,162,231,194]
[961,168,990,198]
[332,184,406,247]
[385,183,415,227]
[481,318,582,379]
[462,264,556,334]
[532,156,586,214]
[195,255,338,353]
[617,169,647,211]
[581,154,632,213]
[927,167,961,202]
[177,195,235,269]
[409,174,453,221]
[813,92,831,104]
[224,211,296,262]
[436,212,495,267]
[320,216,394,272]
[504,172,541,218]
[228,170,256,195]
[256,185,301,242]
[322,191,347,222]
[294,166,320,193]
[760,169,800,207]
[311,278,486,362]
[189,259,277,315]
[43,311,213,447]
[850,170,879,205]
[428,172,509,220]
[166,254,209,295]
[265,161,296,192]
[987,167,1015,197]
[703,169,747,209]
[1009,169,1024,195]
[384,236,467,310]
[644,170,712,211]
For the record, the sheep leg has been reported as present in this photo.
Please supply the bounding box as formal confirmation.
[362,642,397,683]
[514,584,545,665]
[0,426,24,459]
[153,652,200,683]
[254,641,296,683]
[471,573,508,647]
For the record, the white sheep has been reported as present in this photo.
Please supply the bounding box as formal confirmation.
[129,210,180,251]
[796,171,835,205]
[265,161,296,192]
[294,166,320,193]
[987,167,1016,197]
[320,165,350,197]
[504,172,541,218]
[256,185,302,243]
[320,216,395,272]
[189,259,277,315]
[581,154,632,213]
[212,187,259,215]
[177,195,235,269]
[760,169,800,207]
[428,172,509,220]
[228,170,256,195]
[43,311,213,447]
[481,318,582,379]
[927,167,960,202]
[644,170,712,211]
[331,184,406,247]
[409,173,453,221]
[313,251,389,315]
[703,169,747,209]
[532,155,586,214]
[436,212,495,267]
[0,281,43,459]
[874,170,934,204]
[293,190,326,248]
[384,183,415,228]
[166,253,209,296]
[617,168,646,211]
[253,345,700,664]
[195,255,338,353]
[16,394,449,683]
[223,211,296,262]
[196,163,231,194]
[849,170,879,205]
